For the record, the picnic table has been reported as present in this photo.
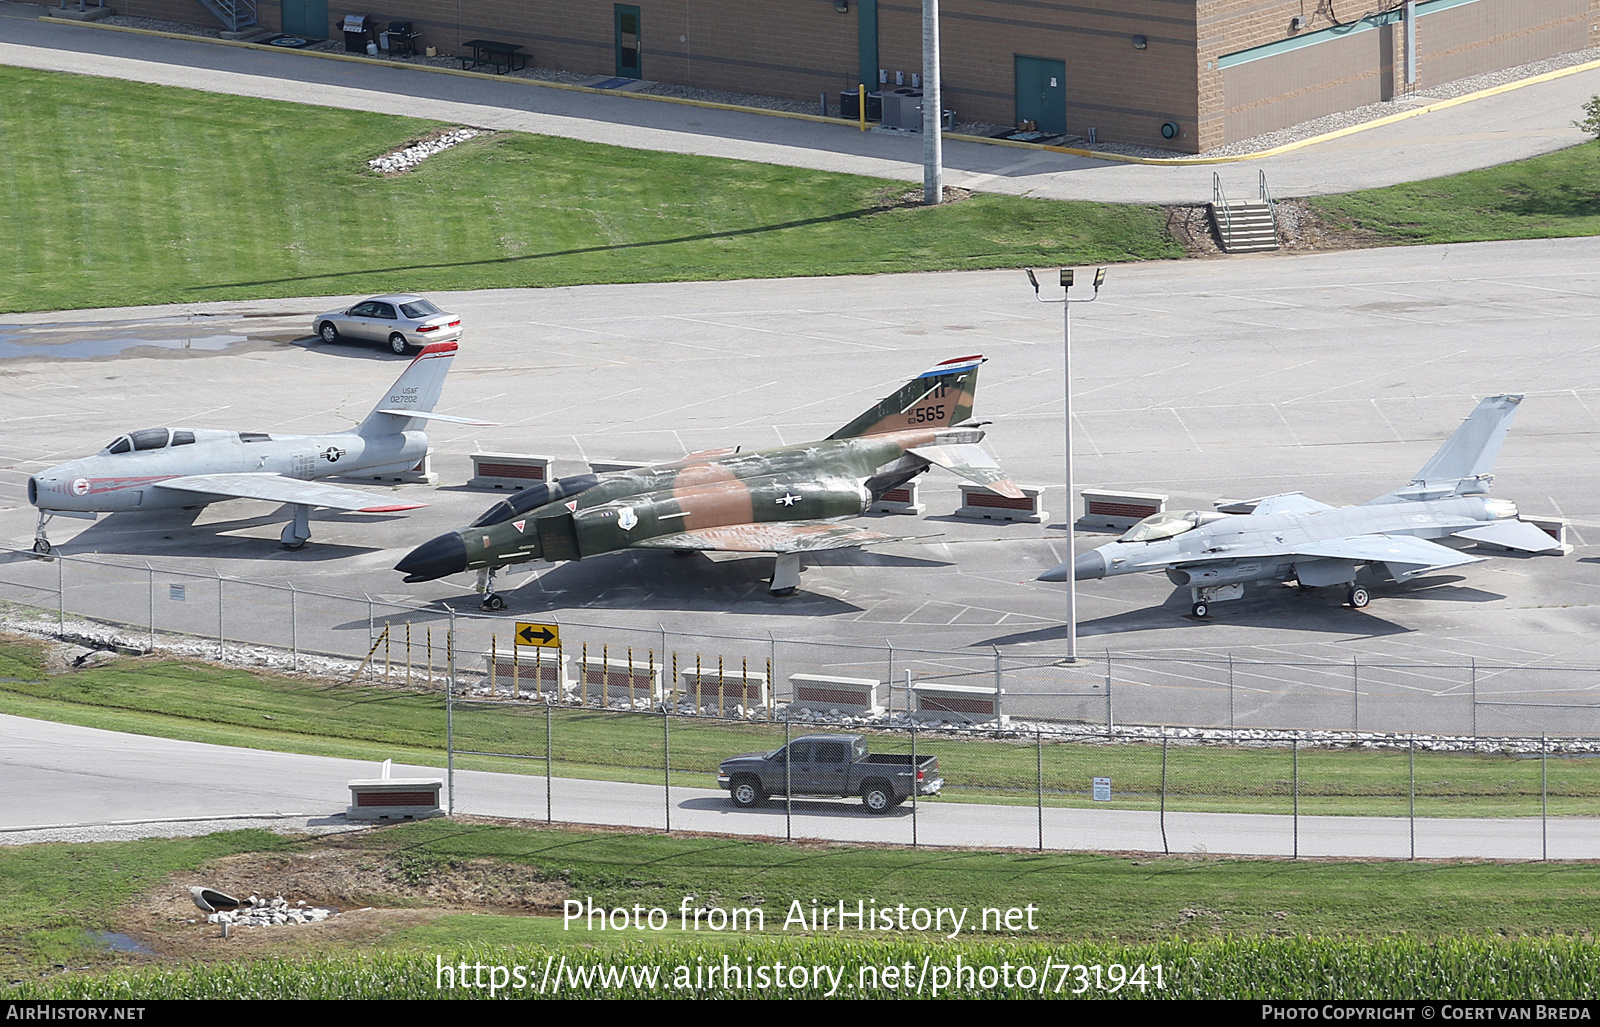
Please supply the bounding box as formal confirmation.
[459,39,527,74]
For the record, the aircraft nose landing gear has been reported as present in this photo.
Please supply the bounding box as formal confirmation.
[32,511,55,558]
[476,566,506,611]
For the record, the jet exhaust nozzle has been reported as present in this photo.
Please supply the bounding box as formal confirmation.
[1038,549,1106,582]
[395,533,469,582]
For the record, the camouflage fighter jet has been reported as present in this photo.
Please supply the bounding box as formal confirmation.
[28,341,479,553]
[1039,394,1565,617]
[395,355,1020,608]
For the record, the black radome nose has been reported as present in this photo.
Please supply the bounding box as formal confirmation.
[395,533,468,582]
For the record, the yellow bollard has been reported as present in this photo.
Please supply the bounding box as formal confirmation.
[490,635,497,697]
[694,654,702,715]
[858,83,866,131]
[383,622,391,685]
[426,626,433,689]
[405,622,412,687]
[767,657,774,721]
[581,642,589,705]
[627,646,635,708]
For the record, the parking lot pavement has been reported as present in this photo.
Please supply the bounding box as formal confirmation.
[1,2,1597,203]
[2,238,1598,736]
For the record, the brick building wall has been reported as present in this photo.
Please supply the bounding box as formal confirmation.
[104,0,1600,154]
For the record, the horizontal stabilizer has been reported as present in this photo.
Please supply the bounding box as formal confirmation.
[154,473,425,513]
[630,521,903,554]
[374,409,496,426]
[907,443,1024,499]
[1451,519,1564,554]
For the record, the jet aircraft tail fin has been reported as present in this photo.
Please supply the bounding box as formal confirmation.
[1368,394,1523,503]
[356,341,459,437]
[827,355,983,440]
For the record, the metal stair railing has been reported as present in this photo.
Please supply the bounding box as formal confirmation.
[1258,169,1279,239]
[195,0,258,32]
[1211,172,1234,249]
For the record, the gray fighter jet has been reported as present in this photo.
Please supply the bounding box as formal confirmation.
[27,341,476,553]
[1040,395,1565,617]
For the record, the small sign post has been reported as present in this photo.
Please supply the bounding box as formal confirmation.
[1092,777,1111,802]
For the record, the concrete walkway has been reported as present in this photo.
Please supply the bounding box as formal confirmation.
[2,1,1597,204]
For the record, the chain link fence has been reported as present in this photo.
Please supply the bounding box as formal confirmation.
[7,546,1600,738]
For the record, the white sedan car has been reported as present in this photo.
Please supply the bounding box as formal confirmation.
[312,294,463,354]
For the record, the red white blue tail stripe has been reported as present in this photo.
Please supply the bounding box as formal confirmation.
[917,354,983,379]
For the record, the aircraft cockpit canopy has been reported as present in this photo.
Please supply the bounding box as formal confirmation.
[1117,510,1226,543]
[103,429,198,454]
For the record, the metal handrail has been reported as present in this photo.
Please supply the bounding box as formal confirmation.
[1258,169,1279,238]
[1211,171,1233,248]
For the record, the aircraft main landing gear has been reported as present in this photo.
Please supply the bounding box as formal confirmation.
[280,504,312,549]
[1347,585,1371,609]
[1191,601,1209,618]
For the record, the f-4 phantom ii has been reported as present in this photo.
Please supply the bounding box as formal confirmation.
[1040,394,1565,617]
[28,341,479,553]
[396,355,1020,608]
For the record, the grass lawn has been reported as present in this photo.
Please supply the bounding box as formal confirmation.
[1311,140,1600,244]
[4,636,1598,819]
[0,66,1180,314]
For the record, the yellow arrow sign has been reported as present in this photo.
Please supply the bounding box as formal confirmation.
[514,622,561,648]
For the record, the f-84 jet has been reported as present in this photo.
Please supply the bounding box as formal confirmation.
[28,341,476,553]
[396,355,1020,608]
[1041,395,1565,617]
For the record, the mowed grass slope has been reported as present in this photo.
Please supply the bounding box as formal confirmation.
[0,66,1179,313]
[1311,140,1600,244]
[5,637,1600,818]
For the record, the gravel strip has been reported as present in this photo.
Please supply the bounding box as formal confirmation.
[0,815,368,846]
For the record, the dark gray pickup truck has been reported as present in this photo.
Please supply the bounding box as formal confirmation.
[717,734,942,814]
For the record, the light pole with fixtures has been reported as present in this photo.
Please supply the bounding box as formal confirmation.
[1025,265,1105,661]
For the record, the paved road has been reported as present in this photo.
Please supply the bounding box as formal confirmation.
[0,713,1583,858]
[1,1,1596,203]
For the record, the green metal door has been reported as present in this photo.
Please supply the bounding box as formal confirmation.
[615,5,642,79]
[280,0,328,38]
[1014,55,1066,135]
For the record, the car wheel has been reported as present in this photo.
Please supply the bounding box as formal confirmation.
[731,778,764,808]
[862,783,892,815]
[389,333,411,355]
[1348,586,1371,609]
[1191,601,1209,618]
[318,322,340,344]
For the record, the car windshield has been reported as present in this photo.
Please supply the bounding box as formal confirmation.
[399,300,441,319]
[1118,510,1207,543]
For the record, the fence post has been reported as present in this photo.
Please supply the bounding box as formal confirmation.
[1104,651,1112,733]
[1542,733,1548,862]
[784,715,792,842]
[1352,657,1359,732]
[1408,734,1415,860]
[1036,725,1044,852]
[289,583,298,673]
[57,554,64,633]
[545,700,553,824]
[1292,737,1299,859]
[1160,733,1169,856]
[993,647,1003,721]
[216,572,224,659]
[446,606,455,816]
[910,722,918,848]
[662,703,671,833]
[886,640,895,718]
[1471,658,1478,737]
[768,631,777,711]
[1228,654,1235,732]
[146,563,154,652]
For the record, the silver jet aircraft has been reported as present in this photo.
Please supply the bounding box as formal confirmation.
[1040,395,1564,617]
[27,341,475,553]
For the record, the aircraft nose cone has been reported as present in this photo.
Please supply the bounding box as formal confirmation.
[1037,549,1106,582]
[395,533,468,582]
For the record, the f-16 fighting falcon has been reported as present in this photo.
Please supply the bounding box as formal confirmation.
[1040,394,1565,617]
[396,355,1020,609]
[28,341,477,553]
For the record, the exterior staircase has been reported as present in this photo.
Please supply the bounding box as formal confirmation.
[196,0,257,32]
[1209,171,1280,254]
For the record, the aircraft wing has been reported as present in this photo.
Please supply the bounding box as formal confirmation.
[628,521,903,554]
[1242,493,1337,516]
[1187,533,1484,574]
[153,473,425,513]
[906,443,1024,499]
